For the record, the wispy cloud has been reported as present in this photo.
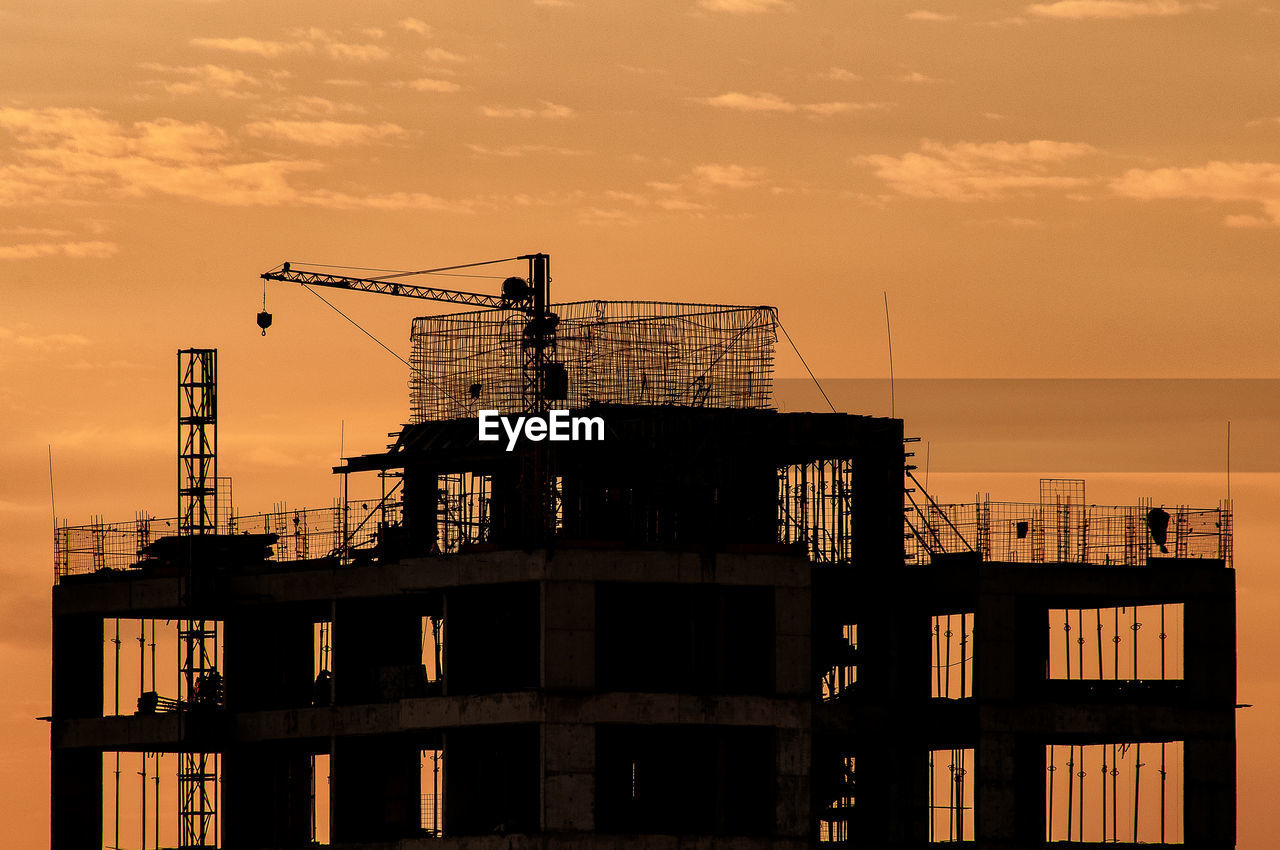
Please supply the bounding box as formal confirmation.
[1110,161,1280,227]
[0,326,91,349]
[859,139,1099,200]
[826,67,862,81]
[398,17,431,35]
[479,101,575,119]
[403,78,462,93]
[244,120,406,147]
[141,63,267,98]
[1027,0,1211,18]
[697,0,792,12]
[467,143,587,157]
[274,95,366,117]
[324,42,390,62]
[0,241,117,261]
[700,92,886,115]
[691,163,767,189]
[190,36,305,57]
[423,47,467,63]
[905,9,959,20]
[894,71,949,84]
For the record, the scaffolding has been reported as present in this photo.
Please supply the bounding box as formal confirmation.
[905,498,1233,567]
[409,300,778,422]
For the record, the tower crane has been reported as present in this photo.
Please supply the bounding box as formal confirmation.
[259,252,565,414]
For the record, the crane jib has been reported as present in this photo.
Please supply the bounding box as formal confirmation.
[261,267,514,310]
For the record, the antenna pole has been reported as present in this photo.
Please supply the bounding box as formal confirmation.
[48,445,56,531]
[884,292,895,418]
[1226,420,1231,501]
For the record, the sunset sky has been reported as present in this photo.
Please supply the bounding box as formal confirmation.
[2,0,1277,844]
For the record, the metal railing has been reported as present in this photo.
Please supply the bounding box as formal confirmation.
[905,499,1232,567]
[54,495,404,582]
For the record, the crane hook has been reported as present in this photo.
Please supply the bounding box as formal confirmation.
[257,282,272,335]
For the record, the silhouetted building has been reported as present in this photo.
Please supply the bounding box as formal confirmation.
[51,330,1235,849]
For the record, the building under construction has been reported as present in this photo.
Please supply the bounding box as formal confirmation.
[50,261,1236,848]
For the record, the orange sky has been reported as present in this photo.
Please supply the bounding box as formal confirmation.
[3,0,1278,845]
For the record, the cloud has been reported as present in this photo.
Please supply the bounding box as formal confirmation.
[802,101,888,116]
[134,118,229,162]
[0,106,484,212]
[697,0,792,11]
[423,47,467,63]
[274,95,366,117]
[478,101,575,119]
[244,120,406,147]
[0,106,315,206]
[691,163,766,189]
[0,241,117,260]
[895,71,949,84]
[701,92,797,112]
[1110,161,1280,226]
[826,67,862,81]
[404,78,462,93]
[700,92,886,116]
[906,9,959,20]
[467,143,587,157]
[0,326,91,349]
[859,139,1098,200]
[579,207,640,226]
[398,17,432,35]
[189,36,304,57]
[141,63,266,98]
[1027,0,1209,18]
[324,42,390,62]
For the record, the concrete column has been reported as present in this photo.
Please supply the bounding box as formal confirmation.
[223,607,313,712]
[543,722,594,831]
[52,613,102,719]
[222,744,312,848]
[776,727,811,838]
[333,599,422,704]
[1185,736,1235,847]
[775,586,810,697]
[50,748,101,850]
[542,580,594,691]
[332,736,420,842]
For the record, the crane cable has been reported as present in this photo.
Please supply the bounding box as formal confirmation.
[300,284,467,411]
[776,318,836,413]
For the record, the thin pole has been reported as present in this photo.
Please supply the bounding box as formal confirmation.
[1066,746,1074,842]
[1132,606,1140,680]
[1227,420,1231,501]
[883,291,895,418]
[1047,746,1055,840]
[945,615,952,697]
[934,619,943,697]
[1077,609,1084,681]
[1111,743,1118,841]
[1113,608,1120,681]
[1096,609,1104,679]
[47,445,56,531]
[1133,743,1142,843]
[1101,747,1108,840]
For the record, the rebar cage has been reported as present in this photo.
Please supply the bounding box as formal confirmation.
[409,300,778,422]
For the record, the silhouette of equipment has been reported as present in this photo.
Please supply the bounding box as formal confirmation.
[1147,507,1170,554]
